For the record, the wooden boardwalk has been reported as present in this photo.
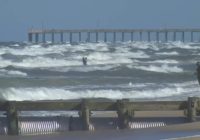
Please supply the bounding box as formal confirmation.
[28,28,200,43]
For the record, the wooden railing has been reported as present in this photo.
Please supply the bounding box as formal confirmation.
[1,97,199,135]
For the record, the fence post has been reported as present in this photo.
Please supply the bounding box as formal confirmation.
[116,99,131,129]
[80,99,90,130]
[6,101,19,135]
[187,97,197,122]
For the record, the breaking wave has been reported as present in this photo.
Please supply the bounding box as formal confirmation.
[1,80,199,101]
[0,69,27,77]
[128,64,183,73]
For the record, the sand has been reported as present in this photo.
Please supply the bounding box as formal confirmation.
[0,110,200,139]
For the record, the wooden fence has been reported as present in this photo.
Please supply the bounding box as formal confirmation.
[0,97,199,135]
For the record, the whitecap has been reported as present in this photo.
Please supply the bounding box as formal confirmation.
[156,51,179,55]
[0,69,27,77]
[1,85,196,101]
[134,64,183,73]
[146,59,179,64]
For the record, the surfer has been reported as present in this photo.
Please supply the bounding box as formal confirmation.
[82,57,87,66]
[196,62,200,85]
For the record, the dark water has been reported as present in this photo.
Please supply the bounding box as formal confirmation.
[0,41,199,101]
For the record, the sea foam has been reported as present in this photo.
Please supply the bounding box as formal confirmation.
[1,81,199,101]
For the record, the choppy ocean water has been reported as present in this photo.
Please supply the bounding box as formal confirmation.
[0,41,199,101]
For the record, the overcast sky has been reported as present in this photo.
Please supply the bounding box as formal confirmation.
[0,0,200,41]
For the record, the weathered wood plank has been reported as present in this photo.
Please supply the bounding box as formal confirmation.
[126,101,187,111]
[0,100,187,111]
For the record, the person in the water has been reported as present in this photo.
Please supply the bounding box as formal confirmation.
[196,62,200,85]
[82,57,87,66]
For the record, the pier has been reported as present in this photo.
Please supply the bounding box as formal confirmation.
[0,97,200,135]
[28,29,200,43]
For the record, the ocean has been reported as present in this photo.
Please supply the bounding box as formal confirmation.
[0,41,199,102]
[0,41,200,136]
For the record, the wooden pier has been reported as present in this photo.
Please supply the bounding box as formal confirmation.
[1,97,200,135]
[28,29,200,43]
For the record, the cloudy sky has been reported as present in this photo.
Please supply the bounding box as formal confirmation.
[0,0,200,41]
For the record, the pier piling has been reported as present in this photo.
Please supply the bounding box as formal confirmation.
[113,32,116,42]
[173,32,176,41]
[131,32,134,42]
[60,32,64,43]
[87,32,90,42]
[122,32,125,42]
[182,32,185,42]
[51,32,55,43]
[148,32,151,42]
[104,32,107,42]
[69,32,72,43]
[42,33,45,43]
[79,32,81,42]
[35,33,39,43]
[191,32,194,42]
[156,32,159,42]
[165,32,168,42]
[139,32,142,41]
[95,32,98,43]
[28,33,32,42]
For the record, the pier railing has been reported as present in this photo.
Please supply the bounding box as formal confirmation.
[1,97,200,135]
[28,28,200,43]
